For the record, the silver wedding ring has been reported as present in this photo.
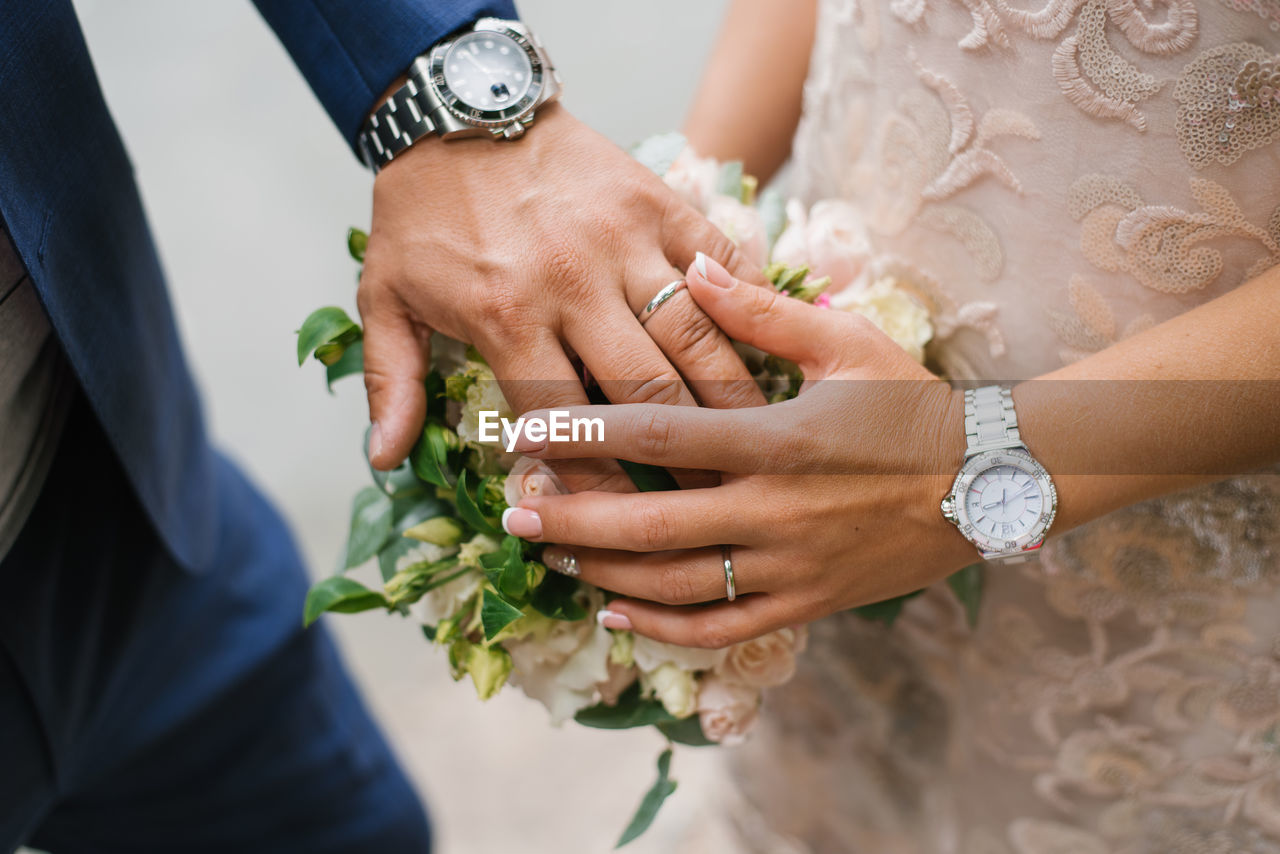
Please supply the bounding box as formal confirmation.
[637,279,687,325]
[721,544,737,602]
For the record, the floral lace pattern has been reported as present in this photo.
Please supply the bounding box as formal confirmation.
[704,0,1280,851]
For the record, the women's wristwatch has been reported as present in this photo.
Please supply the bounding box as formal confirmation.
[357,18,561,172]
[940,386,1057,561]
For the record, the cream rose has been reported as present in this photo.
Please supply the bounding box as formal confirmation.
[697,674,761,745]
[831,276,933,363]
[662,146,720,214]
[454,361,513,450]
[706,194,769,269]
[503,455,568,508]
[643,662,699,719]
[771,199,872,293]
[632,635,728,674]
[506,617,614,724]
[717,626,808,689]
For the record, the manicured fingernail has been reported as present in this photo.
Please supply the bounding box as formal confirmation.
[510,426,547,454]
[502,507,542,539]
[695,252,734,288]
[368,422,384,461]
[596,609,633,630]
[542,546,579,577]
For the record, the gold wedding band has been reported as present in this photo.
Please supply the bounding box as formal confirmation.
[721,544,737,602]
[637,279,687,325]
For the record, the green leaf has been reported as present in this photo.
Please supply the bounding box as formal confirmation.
[616,749,678,848]
[576,684,675,729]
[297,306,360,366]
[303,576,387,626]
[456,471,503,537]
[409,422,452,489]
[347,227,368,262]
[715,160,744,197]
[851,589,925,627]
[325,339,363,391]
[946,562,985,628]
[480,588,524,641]
[344,486,394,569]
[759,188,787,251]
[530,571,587,621]
[619,460,679,493]
[656,715,715,747]
[629,132,687,176]
[376,536,418,583]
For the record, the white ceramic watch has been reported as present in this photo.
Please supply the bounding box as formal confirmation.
[940,386,1057,561]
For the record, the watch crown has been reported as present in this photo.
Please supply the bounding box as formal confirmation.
[940,496,957,522]
[502,122,526,140]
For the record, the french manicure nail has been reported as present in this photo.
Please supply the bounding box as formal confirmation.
[695,252,734,288]
[596,609,633,631]
[501,507,543,539]
[542,546,580,577]
[694,251,709,278]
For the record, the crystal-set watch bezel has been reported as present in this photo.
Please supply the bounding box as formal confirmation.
[427,21,545,130]
[941,447,1058,557]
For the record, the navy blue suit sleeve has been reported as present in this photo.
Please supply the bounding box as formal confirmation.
[252,0,519,154]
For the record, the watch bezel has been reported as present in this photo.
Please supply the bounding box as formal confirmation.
[428,24,544,129]
[946,447,1057,556]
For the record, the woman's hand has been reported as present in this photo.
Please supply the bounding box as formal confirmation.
[500,256,976,647]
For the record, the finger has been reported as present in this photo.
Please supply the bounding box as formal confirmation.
[605,594,804,648]
[359,288,429,471]
[566,302,697,409]
[482,334,636,495]
[542,544,770,606]
[513,404,772,473]
[661,199,768,288]
[512,486,755,551]
[687,254,861,374]
[632,265,766,410]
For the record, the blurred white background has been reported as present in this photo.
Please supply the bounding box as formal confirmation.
[68,1,730,852]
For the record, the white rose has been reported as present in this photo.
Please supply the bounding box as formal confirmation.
[717,626,808,689]
[506,617,614,724]
[454,361,513,450]
[503,455,568,508]
[706,194,769,269]
[632,635,727,674]
[697,674,760,745]
[662,146,720,214]
[642,662,699,719]
[771,199,872,293]
[831,276,933,363]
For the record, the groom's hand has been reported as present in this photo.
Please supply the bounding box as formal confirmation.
[357,104,766,483]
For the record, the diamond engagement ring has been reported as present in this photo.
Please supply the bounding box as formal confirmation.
[721,544,737,602]
[636,279,687,325]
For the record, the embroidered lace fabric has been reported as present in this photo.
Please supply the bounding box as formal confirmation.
[700,2,1280,852]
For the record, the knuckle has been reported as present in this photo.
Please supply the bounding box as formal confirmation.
[635,408,676,460]
[630,501,673,551]
[470,282,536,347]
[618,372,685,406]
[692,616,737,650]
[654,302,720,363]
[655,563,699,606]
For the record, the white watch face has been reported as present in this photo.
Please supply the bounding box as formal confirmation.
[439,31,536,118]
[949,449,1056,554]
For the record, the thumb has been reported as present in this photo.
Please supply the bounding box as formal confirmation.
[361,300,429,471]
[687,252,847,374]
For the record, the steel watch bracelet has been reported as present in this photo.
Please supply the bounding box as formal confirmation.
[357,62,438,173]
[963,385,1020,455]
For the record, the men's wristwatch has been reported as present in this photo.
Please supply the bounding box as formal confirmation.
[940,386,1057,562]
[357,18,561,172]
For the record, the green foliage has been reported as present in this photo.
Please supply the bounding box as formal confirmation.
[343,486,393,569]
[455,471,503,538]
[618,460,679,493]
[616,750,678,848]
[296,306,361,366]
[575,683,675,730]
[629,132,686,176]
[480,588,524,641]
[656,715,715,747]
[347,227,368,262]
[325,339,363,390]
[304,576,387,626]
[529,571,587,622]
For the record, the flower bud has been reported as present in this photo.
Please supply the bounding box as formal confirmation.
[403,517,465,547]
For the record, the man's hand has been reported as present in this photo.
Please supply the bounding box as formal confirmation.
[358,105,766,488]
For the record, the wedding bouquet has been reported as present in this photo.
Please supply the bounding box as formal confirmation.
[296,134,949,846]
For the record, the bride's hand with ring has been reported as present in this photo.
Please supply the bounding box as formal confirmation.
[500,255,976,648]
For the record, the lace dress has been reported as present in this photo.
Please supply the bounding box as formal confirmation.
[709,2,1280,851]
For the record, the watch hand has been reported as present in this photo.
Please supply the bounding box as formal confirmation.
[982,500,1002,510]
[461,51,495,77]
